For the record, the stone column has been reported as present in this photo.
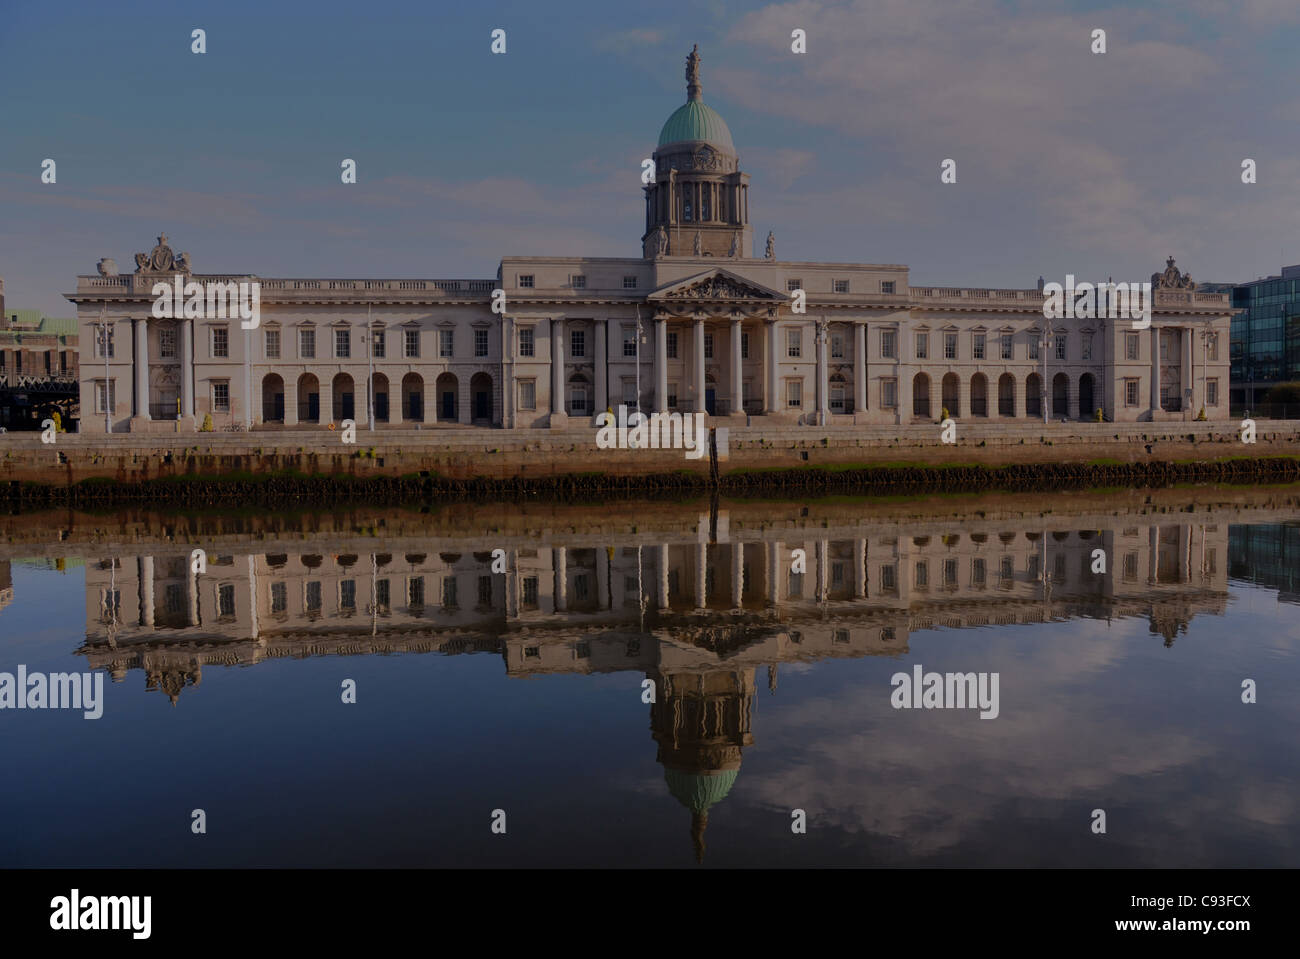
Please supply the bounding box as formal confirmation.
[554,546,567,612]
[765,319,779,413]
[597,547,610,610]
[693,316,706,413]
[134,318,150,420]
[854,538,867,599]
[1183,326,1194,414]
[731,542,744,608]
[1150,326,1161,416]
[655,317,668,413]
[139,556,155,628]
[816,320,829,424]
[817,539,829,602]
[730,316,743,416]
[695,541,708,609]
[1014,371,1027,418]
[854,322,867,415]
[181,320,194,419]
[319,376,334,426]
[768,541,783,605]
[594,321,608,416]
[187,569,199,627]
[551,317,566,421]
[1148,524,1159,584]
[284,375,298,426]
[658,543,670,609]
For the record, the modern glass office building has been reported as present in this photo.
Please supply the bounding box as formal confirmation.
[1226,264,1300,408]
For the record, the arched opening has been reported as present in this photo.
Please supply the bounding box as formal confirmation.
[371,373,389,423]
[941,372,960,417]
[1026,373,1042,418]
[331,372,354,424]
[970,373,988,417]
[1052,372,1069,418]
[1079,373,1095,419]
[568,372,591,417]
[435,372,459,422]
[401,373,423,422]
[261,373,284,423]
[470,372,493,424]
[912,372,931,418]
[297,373,320,423]
[997,373,1015,416]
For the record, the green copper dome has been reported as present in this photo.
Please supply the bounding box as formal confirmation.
[665,767,739,813]
[657,99,735,152]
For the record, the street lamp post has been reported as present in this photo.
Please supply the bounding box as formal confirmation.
[1040,318,1054,424]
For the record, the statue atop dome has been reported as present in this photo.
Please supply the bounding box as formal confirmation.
[686,44,702,101]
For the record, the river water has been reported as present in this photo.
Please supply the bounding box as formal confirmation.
[1,488,1297,867]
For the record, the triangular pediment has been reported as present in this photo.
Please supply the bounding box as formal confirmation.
[648,268,788,304]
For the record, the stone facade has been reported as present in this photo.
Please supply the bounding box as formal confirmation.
[66,51,1233,434]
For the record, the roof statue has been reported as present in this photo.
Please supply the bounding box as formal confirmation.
[686,44,701,101]
[765,231,775,259]
[1153,256,1196,291]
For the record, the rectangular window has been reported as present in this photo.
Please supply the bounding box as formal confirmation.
[159,327,176,359]
[518,275,534,288]
[1122,552,1138,582]
[340,580,356,611]
[474,329,488,357]
[830,383,845,412]
[741,332,750,359]
[1125,332,1139,360]
[882,378,898,408]
[1000,334,1013,360]
[571,275,586,289]
[371,329,385,358]
[833,279,849,293]
[787,380,802,408]
[95,380,116,414]
[881,330,897,358]
[212,326,229,358]
[270,582,287,614]
[623,276,638,289]
[218,584,236,617]
[915,332,928,359]
[1207,378,1219,406]
[213,382,230,412]
[666,332,678,359]
[518,379,536,410]
[915,561,928,588]
[788,571,803,598]
[570,329,585,358]
[831,333,845,358]
[944,558,958,587]
[667,382,678,409]
[335,328,351,359]
[522,576,539,608]
[1028,337,1040,360]
[880,564,897,592]
[704,333,714,359]
[1125,379,1139,407]
[439,329,453,358]
[477,575,492,608]
[264,328,280,359]
[623,328,637,357]
[299,328,316,359]
[404,329,420,358]
[306,581,322,612]
[972,558,986,588]
[1082,333,1092,361]
[96,326,115,358]
[518,327,534,357]
[1055,334,1067,360]
[622,381,637,406]
[944,333,957,359]
[569,386,588,415]
[376,579,390,611]
[973,333,985,360]
[442,577,458,609]
[881,280,896,294]
[408,577,425,608]
[787,279,802,292]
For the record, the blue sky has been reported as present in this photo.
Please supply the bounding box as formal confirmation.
[3,0,1300,315]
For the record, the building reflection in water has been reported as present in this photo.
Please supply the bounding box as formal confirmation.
[79,513,1229,860]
